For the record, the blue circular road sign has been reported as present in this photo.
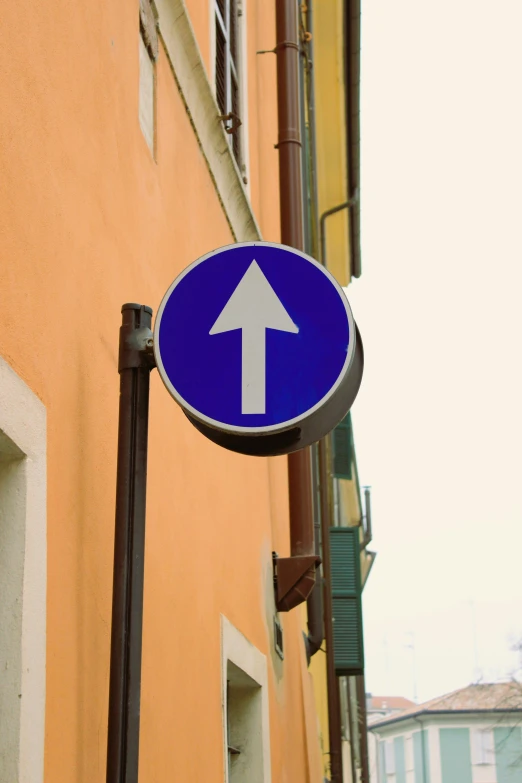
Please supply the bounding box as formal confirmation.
[154,242,363,456]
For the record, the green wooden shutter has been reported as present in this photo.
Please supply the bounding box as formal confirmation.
[332,414,353,479]
[494,727,522,783]
[330,526,364,675]
[439,729,472,783]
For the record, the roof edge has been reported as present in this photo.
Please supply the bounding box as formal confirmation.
[370,707,522,730]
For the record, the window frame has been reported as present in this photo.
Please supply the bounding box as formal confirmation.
[221,615,270,783]
[471,728,495,766]
[212,0,249,184]
[138,0,158,158]
[384,738,396,775]
[405,733,414,772]
[0,356,47,783]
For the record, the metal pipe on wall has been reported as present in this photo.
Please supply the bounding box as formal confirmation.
[344,0,362,277]
[356,674,370,783]
[275,0,304,250]
[319,193,359,268]
[345,678,357,783]
[302,0,325,657]
[361,485,372,549]
[305,446,324,661]
[275,0,315,560]
[319,438,343,783]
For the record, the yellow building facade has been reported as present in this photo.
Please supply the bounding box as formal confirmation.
[302,1,373,781]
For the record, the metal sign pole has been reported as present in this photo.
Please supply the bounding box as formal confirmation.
[107,303,155,783]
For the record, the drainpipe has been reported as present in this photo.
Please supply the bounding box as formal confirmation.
[319,192,359,267]
[356,674,370,783]
[301,0,324,661]
[361,485,372,550]
[305,446,324,662]
[345,678,357,783]
[275,0,304,250]
[319,438,343,783]
[274,0,318,612]
[304,563,323,661]
[345,0,362,277]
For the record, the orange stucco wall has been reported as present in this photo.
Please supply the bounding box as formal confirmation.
[0,0,321,781]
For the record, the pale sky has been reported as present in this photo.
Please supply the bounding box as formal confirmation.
[347,0,522,704]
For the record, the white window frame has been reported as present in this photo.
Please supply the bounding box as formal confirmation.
[211,0,250,187]
[471,728,495,765]
[221,615,271,782]
[0,356,46,782]
[405,733,414,772]
[385,739,396,775]
[139,33,156,156]
[139,0,158,158]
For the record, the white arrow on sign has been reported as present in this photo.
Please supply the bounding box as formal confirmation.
[209,260,299,414]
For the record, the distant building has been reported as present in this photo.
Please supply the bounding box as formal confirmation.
[367,695,417,780]
[368,695,417,723]
[369,682,522,783]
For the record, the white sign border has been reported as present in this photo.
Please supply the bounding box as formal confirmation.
[153,241,357,435]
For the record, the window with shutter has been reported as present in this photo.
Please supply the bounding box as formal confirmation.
[214,0,246,178]
[471,729,495,765]
[483,730,495,764]
[471,730,482,765]
[332,413,353,480]
[138,0,158,156]
[329,526,364,675]
[384,740,396,775]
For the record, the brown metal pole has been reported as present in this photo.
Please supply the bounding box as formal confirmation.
[275,0,314,559]
[319,438,343,783]
[107,304,155,783]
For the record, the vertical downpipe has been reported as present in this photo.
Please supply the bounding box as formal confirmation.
[319,438,344,783]
[356,674,370,783]
[275,0,314,559]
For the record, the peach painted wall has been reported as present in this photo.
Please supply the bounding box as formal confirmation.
[0,0,321,781]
